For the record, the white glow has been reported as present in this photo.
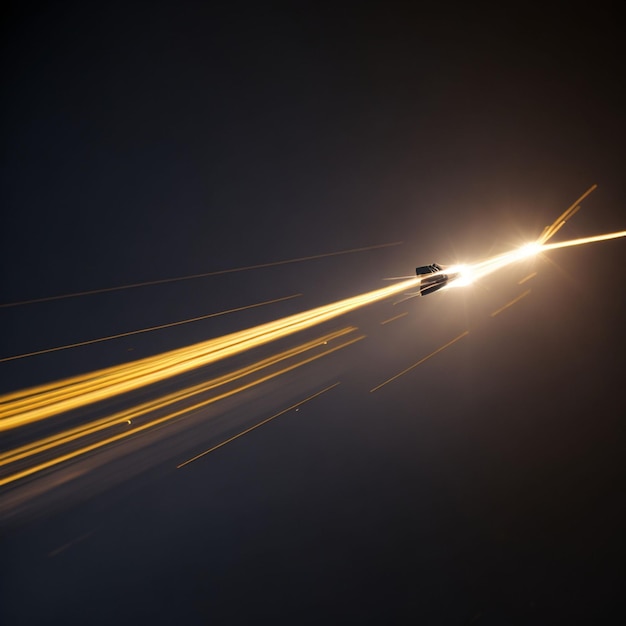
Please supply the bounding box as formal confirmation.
[447,264,474,287]
[514,241,542,260]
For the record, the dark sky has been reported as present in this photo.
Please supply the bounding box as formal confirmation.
[1,2,625,624]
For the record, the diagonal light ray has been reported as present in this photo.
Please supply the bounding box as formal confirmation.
[0,241,403,309]
[0,277,418,430]
[0,293,302,363]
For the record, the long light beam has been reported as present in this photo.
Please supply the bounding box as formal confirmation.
[0,327,356,470]
[0,335,363,488]
[447,230,626,288]
[0,277,418,431]
[2,189,623,435]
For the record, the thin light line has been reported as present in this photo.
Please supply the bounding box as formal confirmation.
[490,290,531,317]
[177,382,341,469]
[0,241,403,308]
[0,293,302,363]
[539,184,597,244]
[380,312,409,325]
[370,331,469,393]
[47,530,96,558]
[518,272,537,285]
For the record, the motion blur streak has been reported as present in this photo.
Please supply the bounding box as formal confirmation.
[0,278,417,431]
[380,312,409,325]
[518,272,537,285]
[490,290,532,317]
[449,230,626,288]
[0,241,403,308]
[0,328,356,469]
[0,293,303,363]
[3,226,624,432]
[540,230,626,251]
[370,331,470,393]
[539,184,598,244]
[0,334,365,487]
[48,530,96,558]
[177,382,341,468]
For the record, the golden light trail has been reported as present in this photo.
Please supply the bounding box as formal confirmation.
[538,184,598,244]
[442,185,603,289]
[446,230,626,288]
[540,230,626,251]
[177,382,341,469]
[1,187,623,493]
[0,241,403,309]
[490,290,532,317]
[518,272,537,285]
[2,183,622,501]
[0,277,418,431]
[0,334,364,487]
[2,226,624,433]
[370,331,469,393]
[380,312,408,325]
[0,293,302,363]
[0,328,356,470]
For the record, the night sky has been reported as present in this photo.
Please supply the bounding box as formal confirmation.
[1,3,625,624]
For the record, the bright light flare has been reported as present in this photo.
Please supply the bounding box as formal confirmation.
[1,216,623,435]
[439,230,625,292]
[447,264,474,287]
[514,241,542,259]
[473,230,626,282]
[2,184,622,491]
[538,184,597,244]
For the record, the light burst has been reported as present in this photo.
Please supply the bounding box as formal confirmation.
[1,185,624,489]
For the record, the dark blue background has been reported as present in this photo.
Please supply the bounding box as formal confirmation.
[1,2,625,624]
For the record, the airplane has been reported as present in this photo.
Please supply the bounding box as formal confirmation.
[415,263,460,296]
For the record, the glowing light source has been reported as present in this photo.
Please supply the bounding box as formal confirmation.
[447,264,474,287]
[2,184,624,496]
[515,241,542,259]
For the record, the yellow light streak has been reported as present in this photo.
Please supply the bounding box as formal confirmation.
[539,184,597,244]
[0,328,356,469]
[0,241,403,308]
[0,293,303,363]
[177,382,341,468]
[1,184,623,440]
[447,230,626,288]
[3,187,621,495]
[490,290,532,317]
[380,312,409,325]
[0,335,364,487]
[370,331,469,393]
[3,227,623,433]
[518,272,537,285]
[0,278,417,431]
[442,185,604,290]
[540,230,626,251]
[514,242,543,260]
